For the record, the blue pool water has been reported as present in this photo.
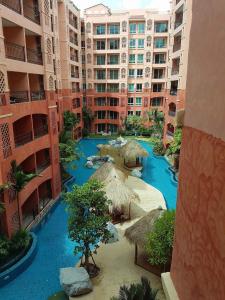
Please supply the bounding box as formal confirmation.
[0,138,177,300]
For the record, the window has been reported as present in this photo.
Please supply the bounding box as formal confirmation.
[121,68,126,78]
[128,111,134,116]
[153,69,164,79]
[138,39,144,48]
[129,23,136,34]
[150,97,163,106]
[146,52,151,63]
[137,69,143,77]
[108,84,119,92]
[129,69,135,77]
[95,98,106,106]
[81,41,85,48]
[137,54,144,63]
[147,36,151,47]
[154,53,166,64]
[97,55,105,65]
[109,24,120,34]
[122,37,127,48]
[136,111,141,116]
[145,67,151,78]
[155,22,168,33]
[138,23,145,33]
[109,111,118,119]
[110,70,119,79]
[109,98,118,106]
[97,111,106,119]
[129,39,136,48]
[97,40,105,50]
[128,97,134,105]
[122,21,127,32]
[96,70,106,80]
[108,55,119,65]
[136,84,142,92]
[136,97,142,106]
[96,84,106,92]
[128,84,135,92]
[129,54,135,63]
[96,25,105,35]
[154,38,167,48]
[109,39,120,49]
[152,83,163,92]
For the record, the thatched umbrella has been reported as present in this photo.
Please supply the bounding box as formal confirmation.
[125,208,165,263]
[103,177,140,218]
[121,140,148,168]
[90,162,125,182]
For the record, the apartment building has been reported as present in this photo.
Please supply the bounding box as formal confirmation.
[164,0,191,144]
[0,0,82,237]
[83,4,170,133]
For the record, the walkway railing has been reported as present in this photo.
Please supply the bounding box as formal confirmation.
[23,4,40,24]
[27,48,42,64]
[30,90,45,101]
[33,125,48,139]
[14,131,33,147]
[5,41,25,61]
[37,160,50,173]
[10,91,29,104]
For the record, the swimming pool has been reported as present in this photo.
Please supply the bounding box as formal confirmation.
[0,138,177,300]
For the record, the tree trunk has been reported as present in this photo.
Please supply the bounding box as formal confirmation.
[17,193,22,229]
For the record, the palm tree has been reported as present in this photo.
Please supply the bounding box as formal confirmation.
[111,277,158,300]
[0,183,12,215]
[148,109,165,138]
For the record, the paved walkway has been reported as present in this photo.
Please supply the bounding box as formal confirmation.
[70,228,166,300]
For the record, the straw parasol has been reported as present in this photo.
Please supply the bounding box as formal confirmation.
[121,140,148,167]
[90,162,125,182]
[103,177,140,217]
[125,208,165,263]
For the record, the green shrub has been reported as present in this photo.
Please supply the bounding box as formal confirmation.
[111,277,158,300]
[153,141,166,156]
[10,229,30,253]
[0,236,10,262]
[145,210,175,266]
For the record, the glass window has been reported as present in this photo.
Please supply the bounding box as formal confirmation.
[129,69,135,77]
[129,39,136,48]
[128,84,135,92]
[128,111,134,116]
[155,22,168,33]
[97,111,106,119]
[96,84,106,92]
[136,111,141,116]
[96,70,106,79]
[97,40,105,50]
[150,97,163,106]
[108,55,119,65]
[137,69,143,77]
[108,84,119,92]
[153,69,164,79]
[96,25,105,35]
[109,98,118,106]
[129,54,136,63]
[138,39,144,48]
[129,23,136,33]
[154,53,166,64]
[137,54,144,63]
[128,97,134,105]
[110,70,119,79]
[154,38,167,48]
[109,24,120,34]
[136,97,142,106]
[109,39,119,49]
[97,55,105,65]
[152,83,163,92]
[138,23,145,33]
[136,84,142,92]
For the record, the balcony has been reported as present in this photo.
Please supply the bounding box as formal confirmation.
[23,3,40,24]
[0,0,21,13]
[14,131,33,147]
[30,90,45,101]
[168,103,176,117]
[36,159,50,173]
[34,125,48,139]
[10,91,29,104]
[27,48,42,64]
[5,41,25,61]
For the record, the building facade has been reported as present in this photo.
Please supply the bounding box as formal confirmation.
[83,4,170,134]
[0,0,82,237]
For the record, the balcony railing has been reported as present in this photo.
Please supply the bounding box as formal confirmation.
[30,90,45,101]
[71,73,79,78]
[27,48,42,64]
[5,41,25,61]
[70,54,78,62]
[0,0,21,13]
[167,130,174,137]
[14,131,33,147]
[70,36,78,46]
[23,4,40,24]
[72,88,80,93]
[34,125,48,139]
[10,91,29,104]
[0,94,7,106]
[170,90,178,96]
[171,69,179,75]
[37,159,50,173]
[69,18,77,29]
[169,111,176,117]
[173,43,181,52]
